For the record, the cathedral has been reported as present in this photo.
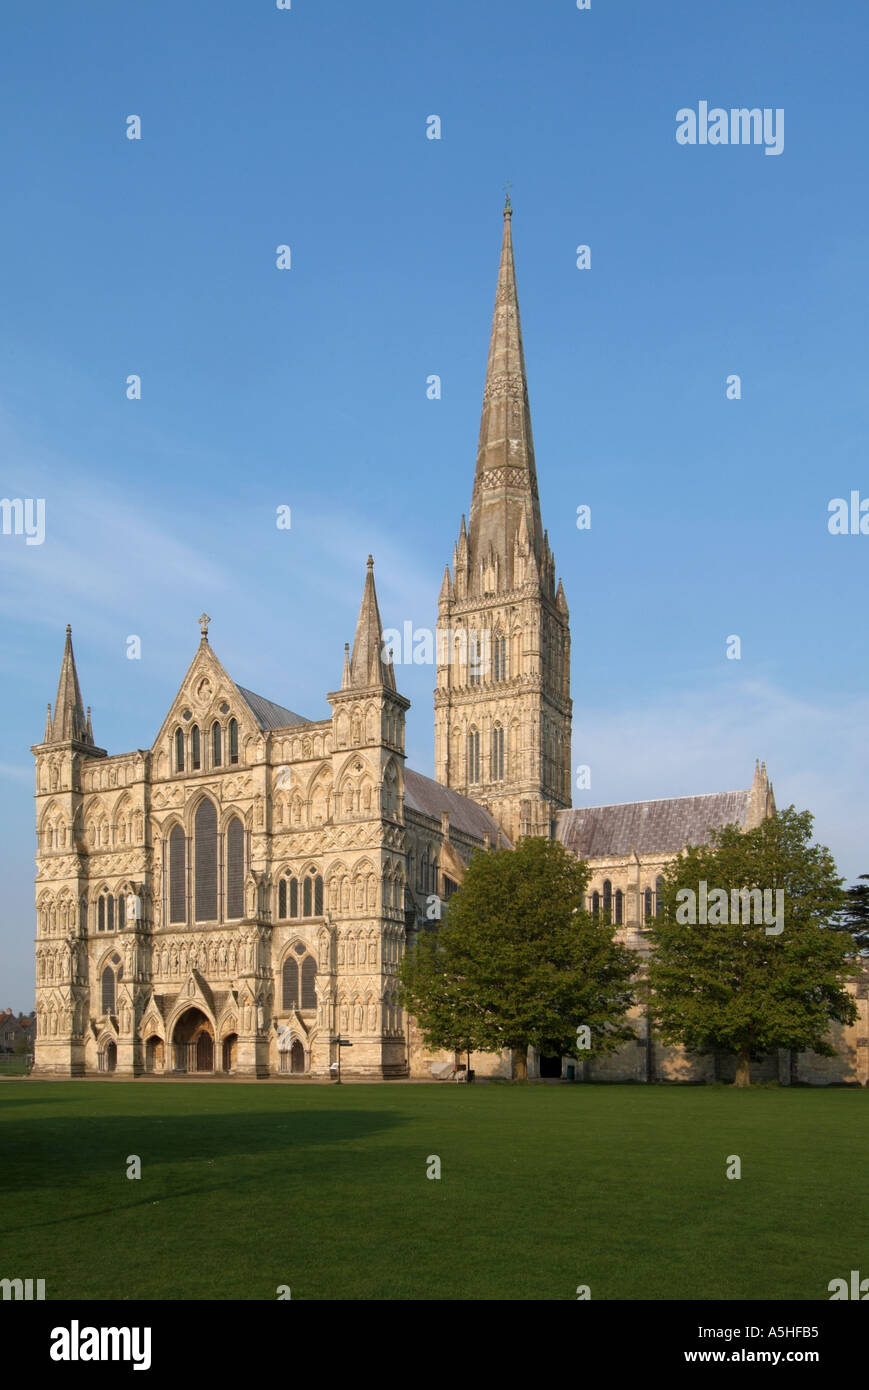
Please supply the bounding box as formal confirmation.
[31,201,867,1083]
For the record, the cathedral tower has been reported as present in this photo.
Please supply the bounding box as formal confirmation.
[434,200,572,842]
[32,627,106,1076]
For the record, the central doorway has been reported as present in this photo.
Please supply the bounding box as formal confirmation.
[172,1008,214,1073]
[539,1054,562,1078]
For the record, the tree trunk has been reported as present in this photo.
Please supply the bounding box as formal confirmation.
[512,1047,527,1081]
[734,1048,751,1087]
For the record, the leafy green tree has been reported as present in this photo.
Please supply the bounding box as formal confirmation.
[834,874,869,949]
[398,836,638,1079]
[646,808,858,1086]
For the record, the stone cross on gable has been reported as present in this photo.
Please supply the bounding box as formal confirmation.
[199,613,211,639]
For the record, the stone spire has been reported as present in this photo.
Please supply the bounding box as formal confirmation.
[49,626,92,745]
[347,556,395,690]
[466,198,544,594]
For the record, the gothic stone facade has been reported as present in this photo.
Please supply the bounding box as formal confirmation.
[32,579,504,1080]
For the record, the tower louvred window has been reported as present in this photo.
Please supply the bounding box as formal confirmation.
[493,634,507,681]
[491,723,505,780]
[467,729,480,784]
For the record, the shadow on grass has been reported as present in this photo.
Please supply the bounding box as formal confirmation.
[0,1106,405,1233]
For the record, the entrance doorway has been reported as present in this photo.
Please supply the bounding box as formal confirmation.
[222,1033,238,1073]
[290,1040,305,1074]
[172,1008,214,1073]
[145,1036,164,1072]
[100,1040,117,1073]
[539,1054,562,1078]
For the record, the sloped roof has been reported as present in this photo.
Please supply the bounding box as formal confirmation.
[404,768,508,845]
[556,791,751,858]
[236,686,308,731]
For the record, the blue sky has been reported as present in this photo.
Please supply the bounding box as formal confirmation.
[1,0,868,1004]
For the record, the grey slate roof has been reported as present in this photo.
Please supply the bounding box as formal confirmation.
[404,767,508,845]
[236,685,309,731]
[556,791,751,859]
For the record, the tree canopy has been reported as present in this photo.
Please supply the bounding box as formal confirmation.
[398,836,638,1079]
[646,807,858,1085]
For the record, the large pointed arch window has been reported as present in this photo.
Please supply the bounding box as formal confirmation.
[226,816,244,919]
[169,824,186,923]
[194,799,218,922]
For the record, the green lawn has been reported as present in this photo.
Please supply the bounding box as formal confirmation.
[0,1081,865,1300]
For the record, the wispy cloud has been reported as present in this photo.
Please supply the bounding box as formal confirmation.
[576,677,869,881]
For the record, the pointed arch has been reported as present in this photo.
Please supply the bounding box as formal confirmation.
[194,797,218,922]
[225,815,245,919]
[167,822,186,924]
[466,727,481,784]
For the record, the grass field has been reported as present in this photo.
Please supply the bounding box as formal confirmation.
[1,1080,866,1301]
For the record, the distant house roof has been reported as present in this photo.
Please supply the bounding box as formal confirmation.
[236,686,309,731]
[404,768,508,845]
[556,791,752,859]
